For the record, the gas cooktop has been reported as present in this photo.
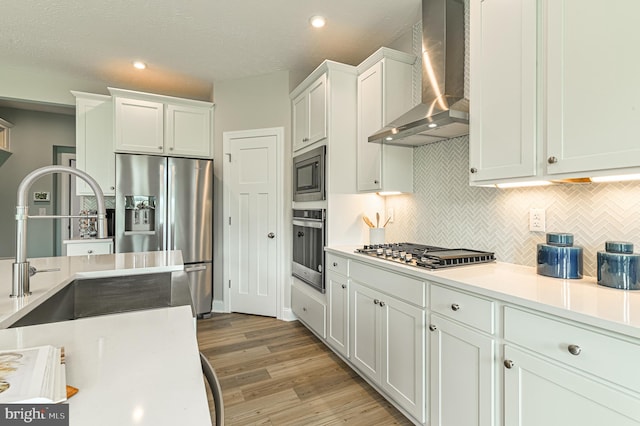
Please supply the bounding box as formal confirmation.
[355,242,495,269]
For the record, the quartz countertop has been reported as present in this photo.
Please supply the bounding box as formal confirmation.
[0,305,211,426]
[327,246,640,339]
[0,250,183,329]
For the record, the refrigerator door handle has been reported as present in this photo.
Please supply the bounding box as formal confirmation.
[167,163,176,250]
[184,265,208,273]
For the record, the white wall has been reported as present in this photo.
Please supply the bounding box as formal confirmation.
[212,70,292,311]
[0,108,75,258]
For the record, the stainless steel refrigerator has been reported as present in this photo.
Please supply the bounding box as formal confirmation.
[115,153,213,316]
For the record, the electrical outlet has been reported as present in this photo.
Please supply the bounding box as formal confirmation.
[529,208,546,232]
[387,208,394,223]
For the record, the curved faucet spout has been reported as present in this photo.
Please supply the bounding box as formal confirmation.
[12,165,108,298]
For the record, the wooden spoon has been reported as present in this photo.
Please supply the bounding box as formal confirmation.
[376,212,380,228]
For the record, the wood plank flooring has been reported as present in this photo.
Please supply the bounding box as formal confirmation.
[197,313,413,425]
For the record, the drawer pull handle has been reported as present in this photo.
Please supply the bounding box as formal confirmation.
[374,299,380,305]
[302,307,307,312]
[87,250,94,254]
[568,344,582,356]
[341,284,346,289]
[429,324,437,331]
[379,301,385,307]
[504,359,515,369]
[451,303,460,311]
[333,262,338,267]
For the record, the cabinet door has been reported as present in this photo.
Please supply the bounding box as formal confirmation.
[504,346,640,426]
[307,73,327,145]
[65,240,113,256]
[357,62,383,192]
[165,104,212,158]
[75,96,115,196]
[381,294,426,423]
[545,0,640,175]
[469,0,537,182]
[114,97,164,154]
[327,272,349,358]
[350,281,381,383]
[292,92,308,152]
[429,315,494,426]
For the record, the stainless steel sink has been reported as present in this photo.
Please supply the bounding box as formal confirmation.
[10,271,194,328]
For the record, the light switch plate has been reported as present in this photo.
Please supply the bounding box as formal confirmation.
[529,208,546,232]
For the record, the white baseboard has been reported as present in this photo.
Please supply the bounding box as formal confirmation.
[280,307,297,322]
[212,300,227,313]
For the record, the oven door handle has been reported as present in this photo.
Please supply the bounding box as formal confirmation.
[293,219,324,229]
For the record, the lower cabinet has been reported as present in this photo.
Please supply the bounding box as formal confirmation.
[63,239,113,256]
[503,345,640,426]
[429,315,495,426]
[326,271,349,358]
[291,282,326,339]
[350,280,426,423]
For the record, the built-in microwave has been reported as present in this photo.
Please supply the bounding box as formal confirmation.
[293,145,325,202]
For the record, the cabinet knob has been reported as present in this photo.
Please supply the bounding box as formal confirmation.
[341,284,346,289]
[302,137,309,142]
[451,303,460,311]
[267,232,275,239]
[548,156,558,164]
[374,299,380,305]
[568,344,582,356]
[379,301,385,307]
[429,324,437,331]
[110,186,115,190]
[504,359,515,369]
[470,167,478,174]
[87,250,93,254]
[158,146,163,150]
[302,307,307,312]
[333,262,338,267]
[374,180,379,184]
[169,147,174,151]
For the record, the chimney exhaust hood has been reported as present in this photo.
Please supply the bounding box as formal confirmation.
[369,0,468,147]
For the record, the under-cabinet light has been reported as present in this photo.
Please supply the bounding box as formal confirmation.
[590,174,640,183]
[377,191,402,196]
[495,181,553,189]
[133,61,147,70]
[310,16,326,28]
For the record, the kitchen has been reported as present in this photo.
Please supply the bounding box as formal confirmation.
[1,0,640,425]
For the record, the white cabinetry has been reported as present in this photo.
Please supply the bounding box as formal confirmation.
[428,284,495,426]
[291,281,326,339]
[349,262,426,423]
[0,117,13,166]
[110,88,214,158]
[292,74,327,152]
[63,239,113,256]
[72,92,116,196]
[503,307,640,425]
[326,254,349,358]
[470,0,640,185]
[357,48,415,193]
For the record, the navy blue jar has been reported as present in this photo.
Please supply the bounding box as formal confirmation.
[537,233,583,279]
[597,241,640,290]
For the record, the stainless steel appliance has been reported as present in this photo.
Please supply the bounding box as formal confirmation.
[355,242,495,269]
[292,209,326,292]
[293,146,325,202]
[115,154,213,316]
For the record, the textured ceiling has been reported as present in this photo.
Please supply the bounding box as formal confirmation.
[1,0,420,101]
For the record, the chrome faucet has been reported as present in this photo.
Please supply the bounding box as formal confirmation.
[12,165,108,298]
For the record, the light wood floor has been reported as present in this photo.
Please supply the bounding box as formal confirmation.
[197,313,413,425]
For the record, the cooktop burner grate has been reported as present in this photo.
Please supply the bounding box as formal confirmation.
[355,242,495,269]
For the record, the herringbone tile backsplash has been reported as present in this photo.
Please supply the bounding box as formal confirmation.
[384,136,640,277]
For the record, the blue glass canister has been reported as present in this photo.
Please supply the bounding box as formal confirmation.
[597,241,640,290]
[536,233,583,279]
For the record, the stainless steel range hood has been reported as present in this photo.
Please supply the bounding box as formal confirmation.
[369,0,468,147]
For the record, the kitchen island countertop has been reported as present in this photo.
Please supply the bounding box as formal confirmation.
[327,246,640,339]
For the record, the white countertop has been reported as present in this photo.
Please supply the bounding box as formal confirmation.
[0,251,184,328]
[0,305,211,426]
[327,246,640,339]
[62,238,114,245]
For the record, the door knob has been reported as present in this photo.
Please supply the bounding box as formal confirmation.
[268,232,275,239]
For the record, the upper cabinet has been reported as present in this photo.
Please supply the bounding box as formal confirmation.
[0,117,14,167]
[356,48,415,193]
[470,0,640,185]
[109,88,214,158]
[72,91,115,196]
[292,74,327,152]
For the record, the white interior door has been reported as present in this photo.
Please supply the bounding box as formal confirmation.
[224,128,282,317]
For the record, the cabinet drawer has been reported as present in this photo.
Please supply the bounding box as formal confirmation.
[430,284,495,334]
[326,253,348,276]
[504,306,640,392]
[292,284,326,339]
[350,261,425,307]
[65,240,113,256]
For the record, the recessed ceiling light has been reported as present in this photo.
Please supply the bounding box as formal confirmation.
[133,61,147,70]
[428,123,438,128]
[309,16,326,28]
[385,137,393,141]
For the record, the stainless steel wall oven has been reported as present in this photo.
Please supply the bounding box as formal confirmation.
[292,209,326,292]
[293,146,325,202]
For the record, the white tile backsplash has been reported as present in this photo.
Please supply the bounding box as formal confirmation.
[384,136,640,277]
